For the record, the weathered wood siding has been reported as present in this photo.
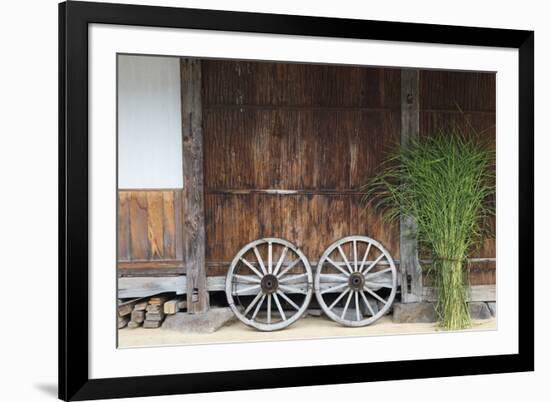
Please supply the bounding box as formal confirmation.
[202,61,401,276]
[180,59,209,312]
[117,62,496,285]
[420,70,496,285]
[118,190,183,274]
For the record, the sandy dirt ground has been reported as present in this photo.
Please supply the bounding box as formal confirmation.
[118,315,496,348]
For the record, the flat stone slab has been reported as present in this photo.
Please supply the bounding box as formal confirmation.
[307,309,323,317]
[469,302,492,320]
[162,308,236,334]
[392,302,436,323]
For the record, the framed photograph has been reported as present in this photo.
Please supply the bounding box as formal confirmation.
[59,1,534,400]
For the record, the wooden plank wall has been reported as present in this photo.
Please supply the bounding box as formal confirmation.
[117,190,183,275]
[419,70,496,285]
[116,62,496,286]
[202,61,401,276]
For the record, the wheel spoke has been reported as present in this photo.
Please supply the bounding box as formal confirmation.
[363,285,387,305]
[251,294,266,320]
[276,290,300,310]
[320,282,348,295]
[318,273,348,282]
[268,242,273,274]
[341,290,354,319]
[279,284,308,295]
[357,243,372,273]
[359,290,375,316]
[240,257,264,278]
[337,245,354,274]
[355,291,361,321]
[365,281,393,289]
[279,273,309,284]
[353,240,358,272]
[234,274,261,284]
[276,259,300,278]
[267,294,272,323]
[326,257,351,277]
[273,247,289,276]
[365,267,393,279]
[328,288,350,310]
[273,293,286,320]
[361,253,385,275]
[234,284,261,295]
[253,247,268,275]
[244,291,264,315]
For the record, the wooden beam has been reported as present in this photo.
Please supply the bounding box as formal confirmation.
[118,276,183,299]
[122,274,389,295]
[400,69,422,303]
[180,58,209,313]
[204,188,365,195]
[118,276,497,303]
[117,260,183,270]
[423,285,496,302]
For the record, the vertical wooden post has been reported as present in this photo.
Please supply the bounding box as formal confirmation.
[181,58,209,313]
[400,69,423,303]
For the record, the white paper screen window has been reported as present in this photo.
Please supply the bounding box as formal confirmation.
[117,54,183,189]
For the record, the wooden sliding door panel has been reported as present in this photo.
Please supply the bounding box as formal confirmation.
[117,190,184,273]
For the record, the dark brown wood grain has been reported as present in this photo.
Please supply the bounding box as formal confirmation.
[420,110,496,141]
[162,191,176,260]
[203,108,400,191]
[202,60,403,277]
[117,191,130,261]
[181,58,209,313]
[128,192,149,261]
[201,61,496,285]
[146,192,164,259]
[204,194,370,276]
[420,70,496,112]
[202,60,401,109]
[117,190,184,274]
[118,261,184,270]
[116,61,496,289]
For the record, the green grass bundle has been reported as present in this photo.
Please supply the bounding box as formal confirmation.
[363,130,495,330]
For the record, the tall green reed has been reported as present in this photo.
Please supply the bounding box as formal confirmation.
[362,130,495,330]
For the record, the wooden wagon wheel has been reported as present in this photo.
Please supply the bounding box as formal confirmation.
[226,238,313,331]
[314,235,397,327]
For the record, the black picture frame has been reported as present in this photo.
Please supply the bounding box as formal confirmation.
[59,1,534,400]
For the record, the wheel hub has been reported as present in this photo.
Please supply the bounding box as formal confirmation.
[261,274,279,294]
[348,272,365,291]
